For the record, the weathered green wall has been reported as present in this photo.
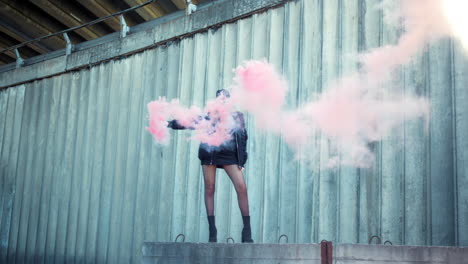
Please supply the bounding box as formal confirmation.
[1,0,468,263]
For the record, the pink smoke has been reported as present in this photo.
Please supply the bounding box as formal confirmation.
[147,0,461,168]
[225,0,462,168]
[301,77,430,167]
[146,98,172,144]
[146,96,236,147]
[362,0,454,83]
[231,60,287,132]
[192,98,235,146]
[230,60,430,168]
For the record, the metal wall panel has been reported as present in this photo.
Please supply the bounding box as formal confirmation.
[454,39,468,247]
[1,0,468,263]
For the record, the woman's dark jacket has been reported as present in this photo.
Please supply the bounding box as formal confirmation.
[167,112,248,167]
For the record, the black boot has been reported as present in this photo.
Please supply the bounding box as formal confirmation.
[241,216,254,243]
[207,216,217,242]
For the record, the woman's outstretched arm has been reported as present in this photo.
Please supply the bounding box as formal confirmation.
[167,120,189,130]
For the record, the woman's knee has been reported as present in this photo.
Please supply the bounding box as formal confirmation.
[235,183,247,195]
[205,184,216,196]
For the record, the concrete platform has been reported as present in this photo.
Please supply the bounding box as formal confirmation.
[142,242,468,264]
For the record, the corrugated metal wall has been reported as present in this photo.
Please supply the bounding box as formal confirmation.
[1,0,468,263]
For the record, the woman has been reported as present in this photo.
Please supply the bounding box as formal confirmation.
[167,89,253,243]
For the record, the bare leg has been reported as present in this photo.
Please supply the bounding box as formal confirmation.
[223,165,250,216]
[202,165,218,242]
[223,165,253,243]
[202,165,217,216]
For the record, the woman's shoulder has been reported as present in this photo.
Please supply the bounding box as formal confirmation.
[232,111,246,130]
[232,111,246,122]
[233,111,244,118]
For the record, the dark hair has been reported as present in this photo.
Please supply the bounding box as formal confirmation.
[216,89,230,98]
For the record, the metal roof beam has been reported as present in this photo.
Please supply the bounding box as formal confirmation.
[0,21,51,54]
[0,42,16,60]
[157,0,179,13]
[170,0,187,9]
[0,1,65,50]
[76,0,127,31]
[124,0,166,21]
[0,1,83,46]
[0,0,290,88]
[0,34,39,59]
[0,53,14,65]
[29,0,109,40]
[170,0,201,10]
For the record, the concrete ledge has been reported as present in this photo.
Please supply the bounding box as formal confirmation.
[141,242,321,264]
[0,0,290,89]
[141,242,468,264]
[335,244,468,263]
